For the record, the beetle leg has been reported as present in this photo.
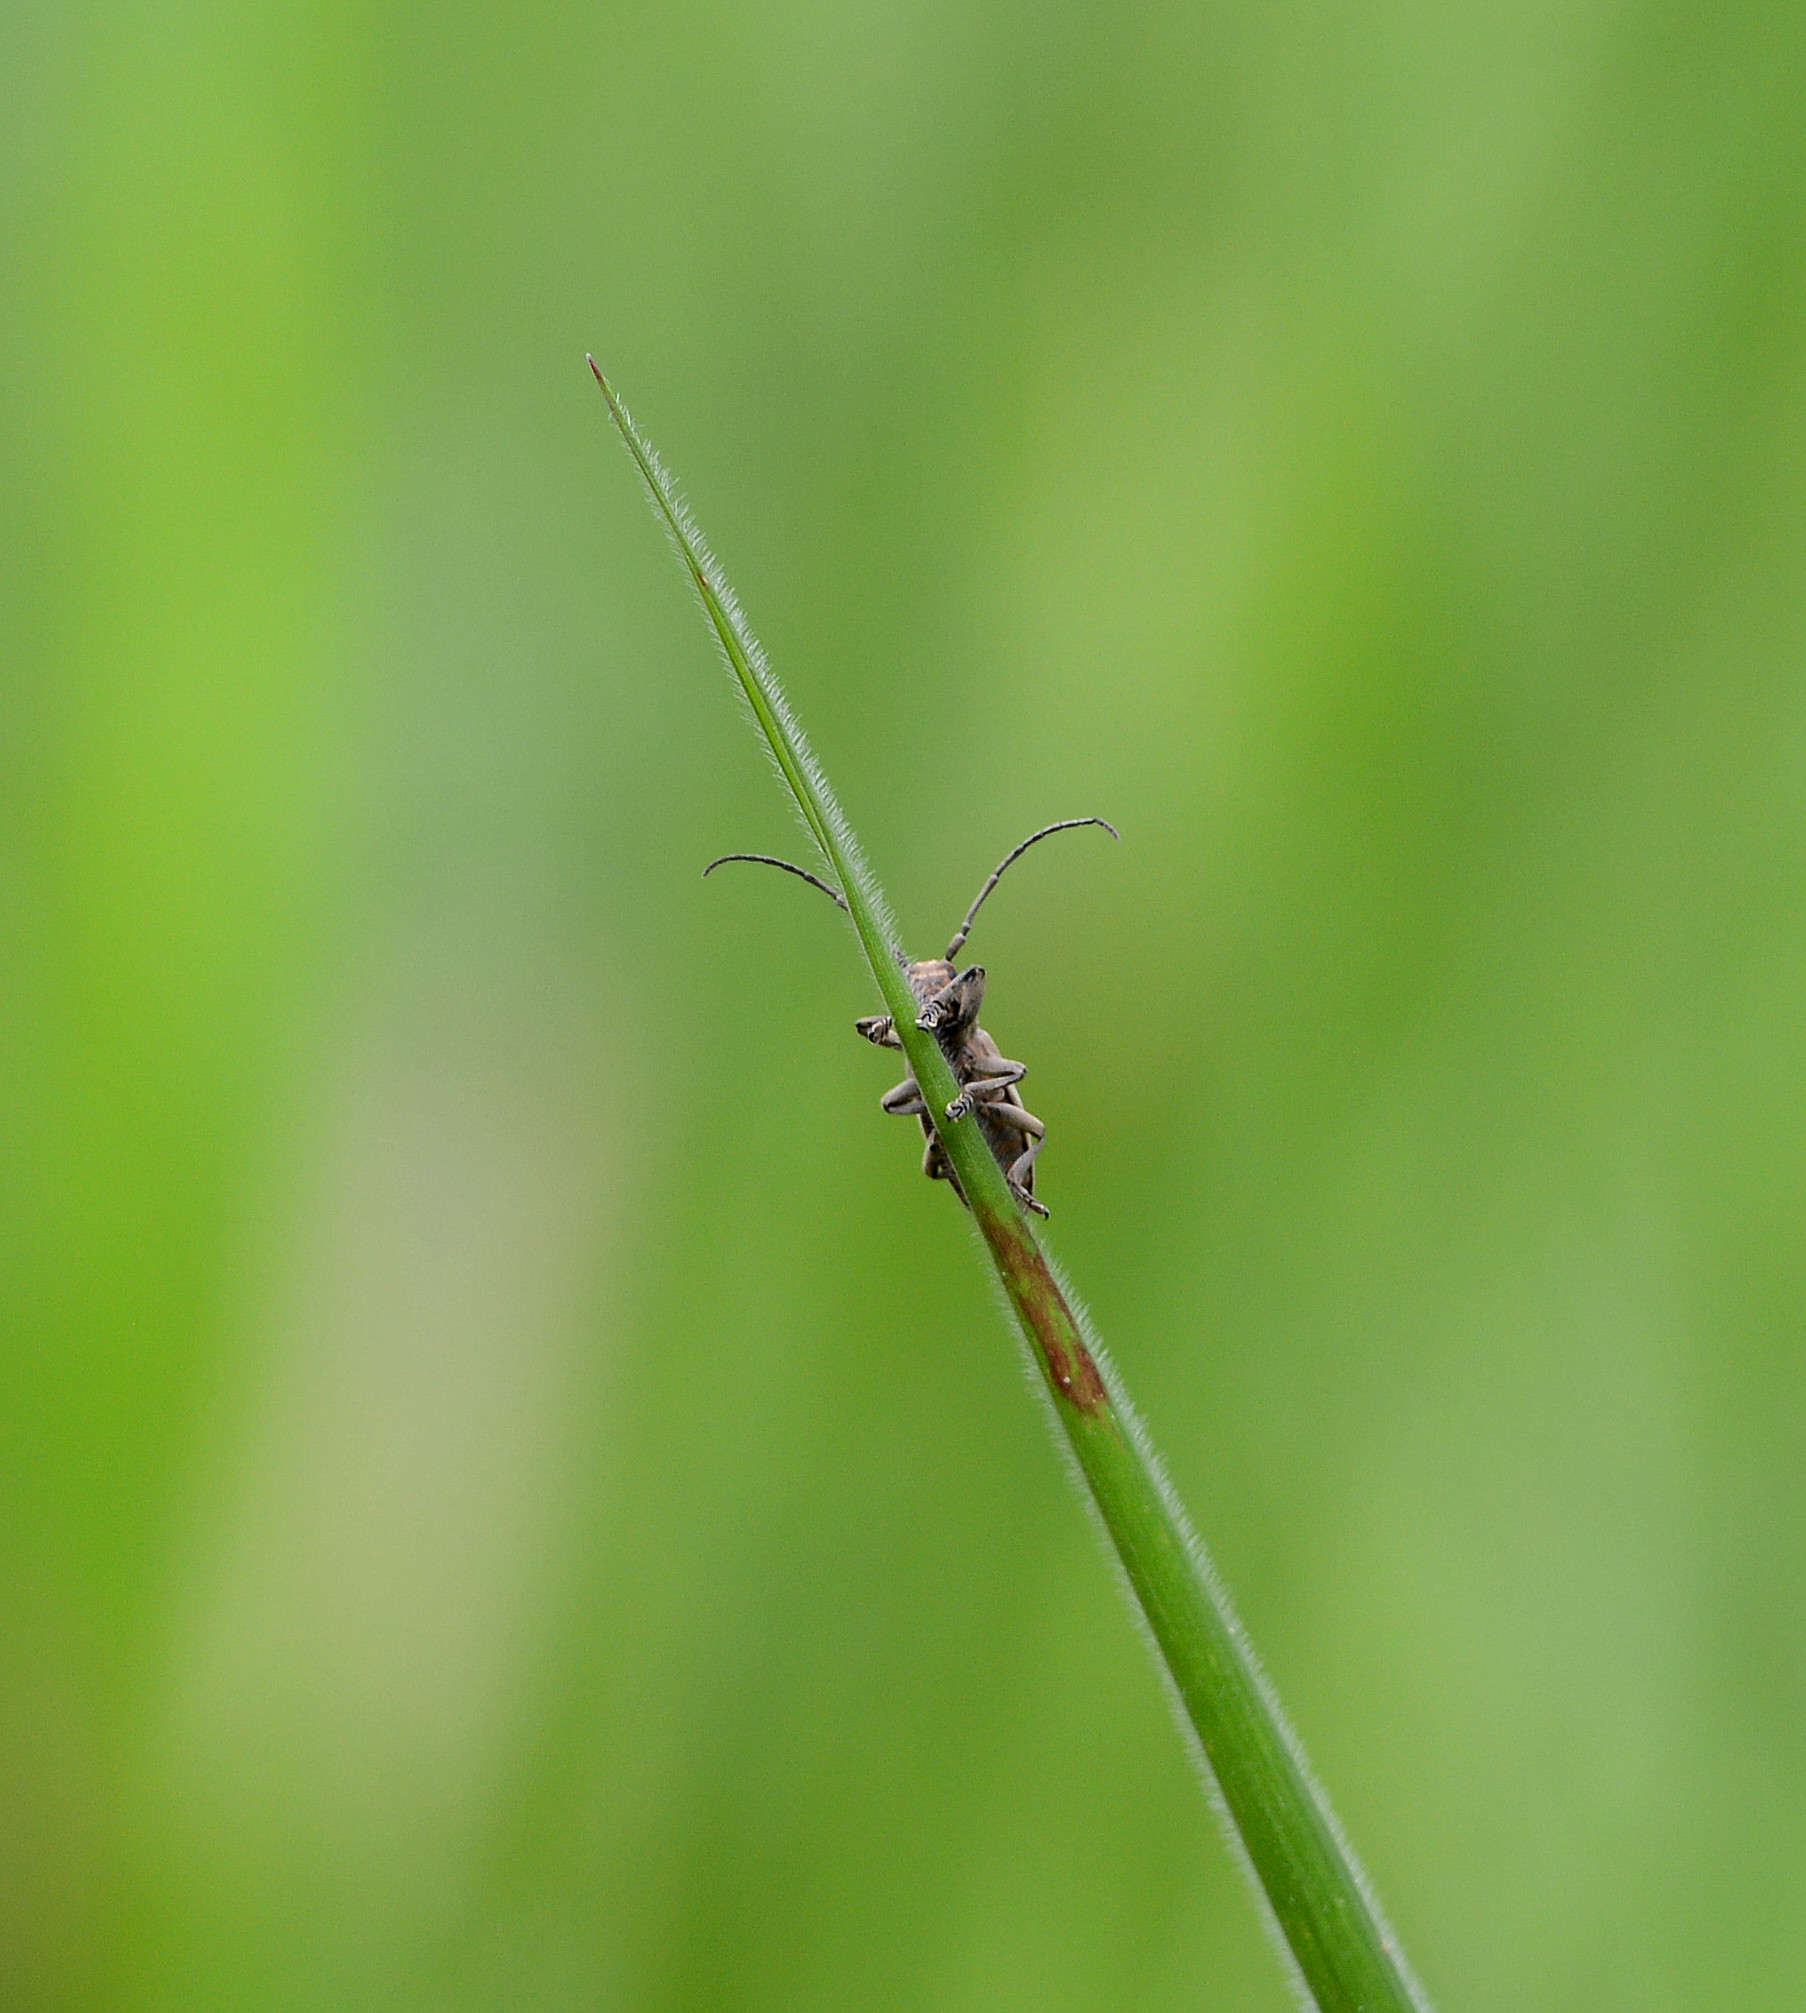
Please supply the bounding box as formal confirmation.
[983,1104,1049,1214]
[945,1057,1027,1121]
[914,967,982,1033]
[971,1099,1048,1214]
[916,987,957,1031]
[918,1115,970,1203]
[977,1099,1043,1137]
[881,1077,928,1117]
[1008,1134,1048,1216]
[856,1014,902,1049]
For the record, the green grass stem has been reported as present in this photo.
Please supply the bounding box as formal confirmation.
[590,359,1434,2013]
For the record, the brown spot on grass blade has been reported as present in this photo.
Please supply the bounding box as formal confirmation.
[981,1209,1108,1414]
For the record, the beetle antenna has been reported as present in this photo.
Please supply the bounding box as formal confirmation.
[946,817,1119,959]
[703,853,850,914]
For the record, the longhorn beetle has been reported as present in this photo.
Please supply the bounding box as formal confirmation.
[705,818,1118,1217]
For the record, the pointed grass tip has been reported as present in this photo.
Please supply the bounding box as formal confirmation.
[587,356,621,411]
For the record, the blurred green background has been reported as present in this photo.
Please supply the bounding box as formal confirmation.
[7,0,1806,2006]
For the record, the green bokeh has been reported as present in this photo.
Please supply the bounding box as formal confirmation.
[7,1,1806,2006]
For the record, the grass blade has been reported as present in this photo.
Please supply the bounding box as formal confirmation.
[590,360,1434,2013]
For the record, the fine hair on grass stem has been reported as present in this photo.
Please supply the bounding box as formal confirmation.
[589,356,1435,2013]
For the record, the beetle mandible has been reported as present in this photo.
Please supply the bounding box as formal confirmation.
[704,818,1118,1218]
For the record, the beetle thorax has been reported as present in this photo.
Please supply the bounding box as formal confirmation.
[906,958,957,1005]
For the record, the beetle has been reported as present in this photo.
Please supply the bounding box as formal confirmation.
[704,818,1117,1217]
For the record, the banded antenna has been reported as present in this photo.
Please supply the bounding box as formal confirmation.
[946,818,1119,960]
[702,853,849,914]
